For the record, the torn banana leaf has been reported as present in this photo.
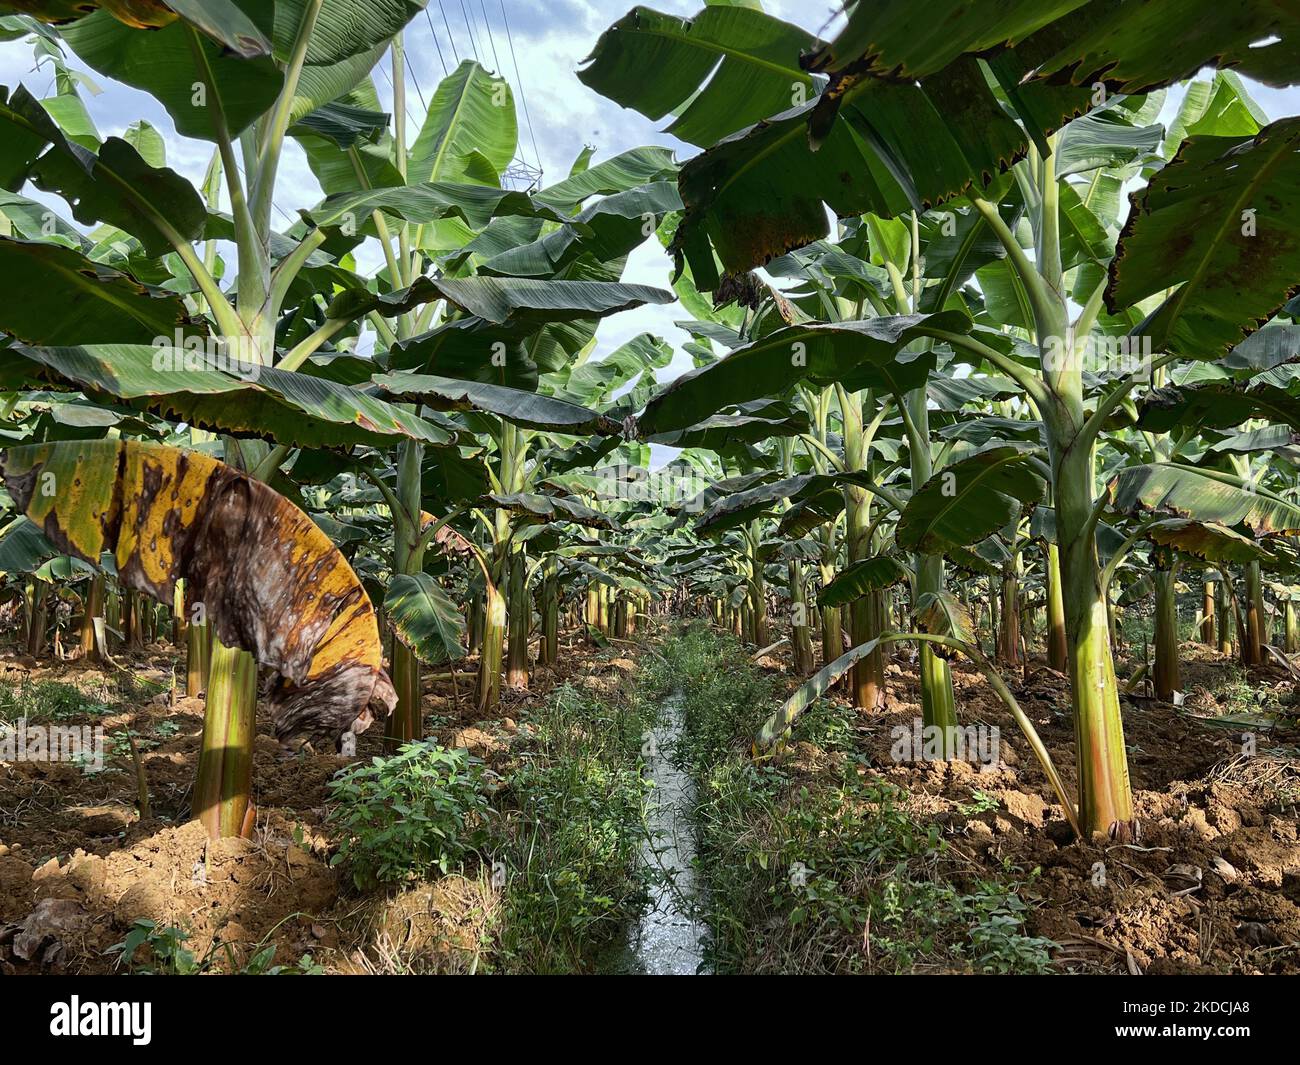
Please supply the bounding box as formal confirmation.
[0,440,397,748]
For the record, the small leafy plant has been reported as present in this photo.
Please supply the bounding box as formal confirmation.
[108,920,200,974]
[108,919,325,974]
[326,741,490,889]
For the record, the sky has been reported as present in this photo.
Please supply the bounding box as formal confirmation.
[2,2,1298,469]
[0,1,837,380]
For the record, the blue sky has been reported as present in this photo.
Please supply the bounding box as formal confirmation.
[2,1,1298,469]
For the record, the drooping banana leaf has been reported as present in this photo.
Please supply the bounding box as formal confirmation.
[895,445,1045,552]
[384,572,466,666]
[1,440,398,747]
[373,371,622,436]
[638,313,968,437]
[1107,119,1300,357]
[1108,462,1300,536]
[0,85,206,255]
[1,343,453,449]
[577,5,819,148]
[818,556,909,608]
[0,235,203,344]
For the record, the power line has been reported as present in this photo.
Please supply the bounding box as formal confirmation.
[458,0,481,62]
[425,8,451,78]
[378,59,425,149]
[477,0,504,73]
[499,0,543,182]
[406,56,428,113]
[437,0,460,64]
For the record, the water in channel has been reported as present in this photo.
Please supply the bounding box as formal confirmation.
[603,691,709,975]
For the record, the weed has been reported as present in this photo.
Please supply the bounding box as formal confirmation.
[492,683,655,973]
[0,678,111,725]
[661,623,1056,974]
[107,919,325,974]
[326,741,491,889]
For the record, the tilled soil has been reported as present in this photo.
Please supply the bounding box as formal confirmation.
[0,638,634,974]
[2,633,1297,974]
[755,639,1300,974]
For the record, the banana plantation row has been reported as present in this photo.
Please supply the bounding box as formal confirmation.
[1,2,1299,849]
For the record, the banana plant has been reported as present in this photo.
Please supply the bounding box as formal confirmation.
[0,5,671,832]
[586,1,1300,839]
[1,439,397,837]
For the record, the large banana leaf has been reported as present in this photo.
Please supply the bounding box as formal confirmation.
[306,182,567,234]
[1137,381,1300,434]
[896,445,1045,552]
[291,80,402,194]
[0,440,397,747]
[1109,462,1300,536]
[384,572,465,666]
[164,0,270,56]
[373,371,622,435]
[481,182,682,278]
[637,313,967,437]
[621,0,1300,285]
[1,0,270,57]
[803,0,1087,79]
[327,276,673,326]
[389,317,537,388]
[1106,119,1300,357]
[0,189,90,247]
[1207,424,1300,465]
[562,332,673,406]
[408,59,515,185]
[1220,324,1300,375]
[61,1,425,138]
[488,491,620,532]
[1022,0,1300,95]
[914,589,976,644]
[0,236,201,344]
[1,343,452,449]
[275,1,426,67]
[0,1,168,25]
[669,61,1030,280]
[755,636,890,747]
[533,145,677,214]
[59,10,282,141]
[1144,518,1271,564]
[0,85,206,255]
[0,515,56,574]
[1054,107,1163,178]
[577,5,819,148]
[1163,70,1267,157]
[647,410,811,451]
[697,470,891,535]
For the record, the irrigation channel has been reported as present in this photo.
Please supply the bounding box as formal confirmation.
[604,692,710,975]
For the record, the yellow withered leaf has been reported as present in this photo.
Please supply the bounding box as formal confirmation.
[419,510,474,555]
[3,1,177,27]
[98,0,177,27]
[1,440,397,749]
